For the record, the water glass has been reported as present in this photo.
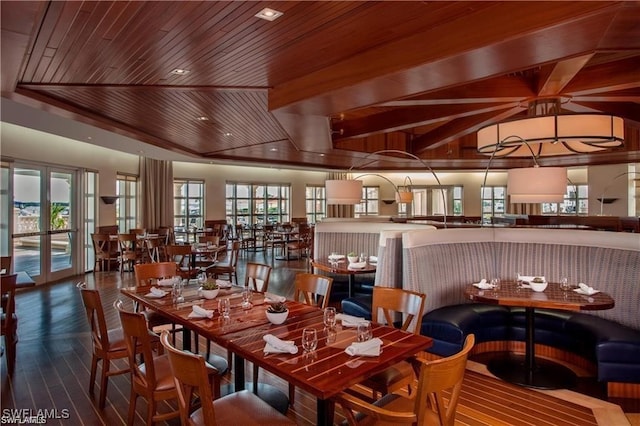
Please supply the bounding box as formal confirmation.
[197,272,207,286]
[359,252,367,263]
[490,278,501,291]
[326,327,337,344]
[560,277,571,291]
[302,328,318,352]
[323,307,337,329]
[241,287,253,309]
[172,280,184,304]
[357,321,372,342]
[218,298,231,319]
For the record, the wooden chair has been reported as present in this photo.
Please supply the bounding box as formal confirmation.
[243,262,272,292]
[115,300,180,425]
[165,244,197,279]
[292,273,333,309]
[0,256,11,274]
[195,236,223,268]
[145,236,164,263]
[336,334,475,426]
[284,272,333,404]
[78,283,132,408]
[360,286,426,399]
[1,274,17,373]
[208,241,240,284]
[286,223,312,260]
[91,234,118,272]
[117,234,140,273]
[133,262,182,338]
[235,224,256,252]
[159,331,295,426]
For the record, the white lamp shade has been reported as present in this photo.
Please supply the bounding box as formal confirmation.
[507,167,566,203]
[325,179,362,204]
[395,190,413,204]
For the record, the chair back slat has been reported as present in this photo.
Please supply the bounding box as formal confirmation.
[371,287,426,334]
[293,273,333,308]
[244,262,272,292]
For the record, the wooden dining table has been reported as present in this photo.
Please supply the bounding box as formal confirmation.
[120,284,432,425]
[311,259,377,298]
[465,280,614,389]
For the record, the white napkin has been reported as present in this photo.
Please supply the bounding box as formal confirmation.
[575,283,599,295]
[188,305,214,319]
[368,256,378,264]
[328,254,345,261]
[473,279,494,289]
[215,279,232,288]
[347,262,366,270]
[263,334,298,354]
[157,277,178,287]
[345,337,383,357]
[336,313,366,327]
[518,274,545,283]
[145,287,167,298]
[264,292,286,303]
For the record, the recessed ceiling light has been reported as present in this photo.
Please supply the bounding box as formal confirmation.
[270,148,278,152]
[196,116,209,121]
[87,136,92,140]
[170,68,190,75]
[223,132,233,137]
[255,8,283,21]
[319,153,325,157]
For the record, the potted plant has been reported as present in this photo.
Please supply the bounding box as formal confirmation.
[200,280,219,299]
[347,251,359,264]
[266,301,289,324]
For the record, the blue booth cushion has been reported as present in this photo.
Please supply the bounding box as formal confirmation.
[341,296,372,320]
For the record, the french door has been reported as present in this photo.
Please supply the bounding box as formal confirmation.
[11,164,79,283]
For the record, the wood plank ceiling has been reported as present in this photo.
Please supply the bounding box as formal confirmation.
[1,1,639,171]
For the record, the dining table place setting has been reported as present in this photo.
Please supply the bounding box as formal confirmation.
[188,304,214,319]
[144,286,168,298]
[335,313,367,328]
[263,334,299,354]
[574,282,600,295]
[473,278,494,289]
[345,337,383,357]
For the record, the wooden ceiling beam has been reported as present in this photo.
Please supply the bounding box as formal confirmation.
[563,56,640,95]
[334,102,519,140]
[536,54,594,96]
[270,3,620,115]
[411,106,524,153]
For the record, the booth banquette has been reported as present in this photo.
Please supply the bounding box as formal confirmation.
[343,227,640,396]
[312,220,435,297]
[399,227,640,397]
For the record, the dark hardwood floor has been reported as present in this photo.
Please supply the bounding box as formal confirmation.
[1,249,637,425]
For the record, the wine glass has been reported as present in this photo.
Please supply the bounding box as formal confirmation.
[302,328,318,352]
[357,321,372,342]
[560,277,571,291]
[323,307,336,329]
[197,271,207,286]
[490,278,501,291]
[241,287,253,309]
[218,298,231,319]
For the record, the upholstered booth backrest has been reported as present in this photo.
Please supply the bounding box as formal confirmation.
[403,228,640,330]
[314,221,436,289]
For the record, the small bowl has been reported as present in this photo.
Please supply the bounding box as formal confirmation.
[266,310,289,325]
[347,255,359,264]
[529,281,548,292]
[200,288,219,299]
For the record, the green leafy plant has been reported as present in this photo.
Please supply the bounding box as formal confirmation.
[50,203,66,230]
[202,280,218,290]
[532,277,544,283]
[347,251,356,257]
[267,302,287,313]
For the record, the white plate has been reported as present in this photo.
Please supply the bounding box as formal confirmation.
[145,292,167,298]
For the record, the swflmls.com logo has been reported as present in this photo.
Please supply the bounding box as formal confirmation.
[1,409,70,424]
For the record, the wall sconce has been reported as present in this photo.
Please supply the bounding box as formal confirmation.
[100,196,118,205]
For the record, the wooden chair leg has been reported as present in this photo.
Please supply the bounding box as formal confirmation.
[289,383,295,406]
[89,354,98,396]
[127,389,137,426]
[99,359,110,409]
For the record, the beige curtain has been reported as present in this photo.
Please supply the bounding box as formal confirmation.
[509,199,542,215]
[325,172,355,218]
[140,157,174,230]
